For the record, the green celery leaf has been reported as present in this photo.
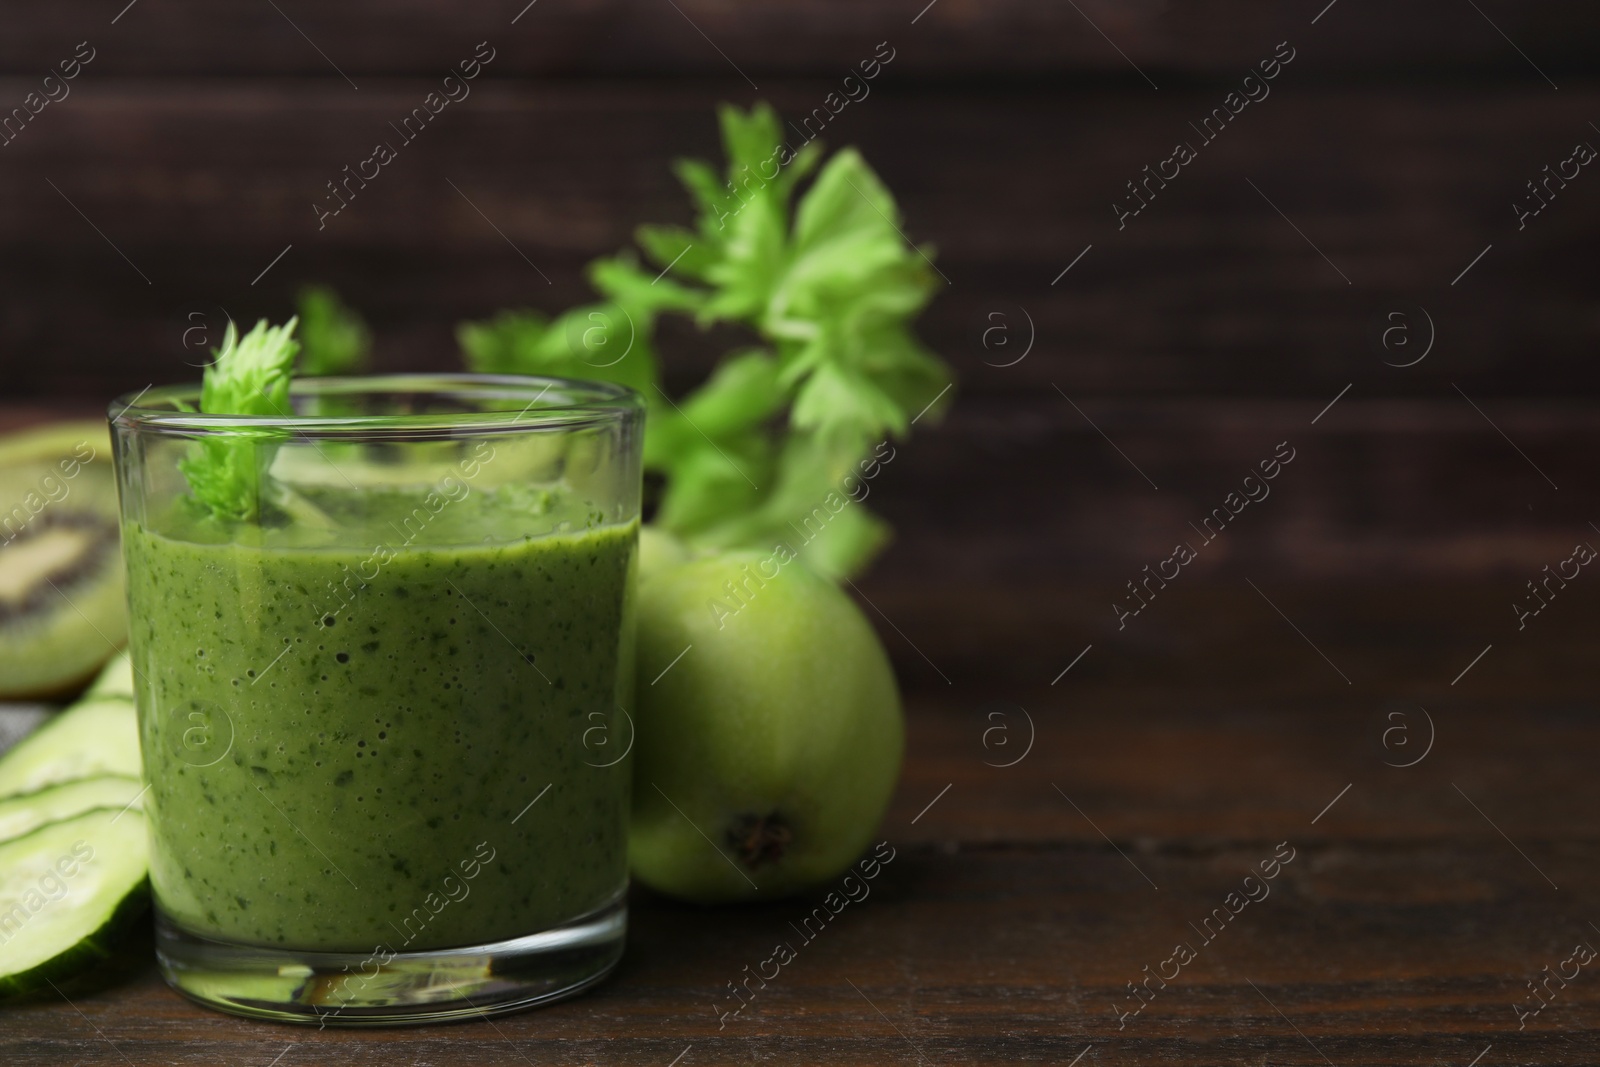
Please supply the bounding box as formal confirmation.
[653,435,770,536]
[673,158,738,242]
[458,303,658,398]
[636,224,721,281]
[719,102,783,175]
[179,318,300,522]
[791,361,906,441]
[684,427,894,580]
[679,350,787,439]
[768,150,931,340]
[545,303,662,401]
[641,403,695,472]
[588,252,705,319]
[699,188,788,326]
[857,321,953,426]
[295,286,370,376]
[457,310,553,375]
[694,105,817,327]
[786,502,893,581]
[791,147,898,248]
[458,300,669,463]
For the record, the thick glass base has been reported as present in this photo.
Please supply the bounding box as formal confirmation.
[154,896,627,1026]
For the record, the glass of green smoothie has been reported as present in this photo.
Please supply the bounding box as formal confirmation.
[109,374,642,1025]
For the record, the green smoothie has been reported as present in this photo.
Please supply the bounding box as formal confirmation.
[124,484,636,953]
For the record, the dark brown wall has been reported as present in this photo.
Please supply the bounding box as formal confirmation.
[2,0,1597,593]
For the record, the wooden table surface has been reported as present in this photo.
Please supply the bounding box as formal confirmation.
[6,575,1598,1065]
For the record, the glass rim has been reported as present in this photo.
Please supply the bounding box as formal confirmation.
[108,373,644,437]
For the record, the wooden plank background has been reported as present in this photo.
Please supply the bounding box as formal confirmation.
[3,0,1596,404]
[0,0,1594,601]
[2,0,1599,77]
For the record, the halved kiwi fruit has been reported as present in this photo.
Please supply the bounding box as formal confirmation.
[0,421,126,700]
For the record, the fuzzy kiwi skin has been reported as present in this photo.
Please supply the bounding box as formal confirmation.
[0,420,125,701]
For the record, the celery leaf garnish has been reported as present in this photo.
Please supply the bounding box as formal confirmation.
[178,317,300,522]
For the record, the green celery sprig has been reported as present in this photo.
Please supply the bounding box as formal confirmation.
[458,103,953,580]
[179,317,301,522]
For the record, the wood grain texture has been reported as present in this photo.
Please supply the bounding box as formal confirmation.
[866,396,1600,587]
[1,81,1598,403]
[5,655,1599,1064]
[1,0,1597,79]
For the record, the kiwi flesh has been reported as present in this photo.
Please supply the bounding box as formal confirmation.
[0,422,126,700]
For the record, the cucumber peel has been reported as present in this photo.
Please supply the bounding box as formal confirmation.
[0,807,150,997]
[0,699,139,798]
[0,777,144,844]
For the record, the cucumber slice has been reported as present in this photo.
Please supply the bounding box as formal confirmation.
[0,777,144,844]
[85,652,134,703]
[0,807,149,997]
[0,700,140,798]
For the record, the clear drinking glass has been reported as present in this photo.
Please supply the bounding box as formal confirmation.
[108,374,642,1025]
